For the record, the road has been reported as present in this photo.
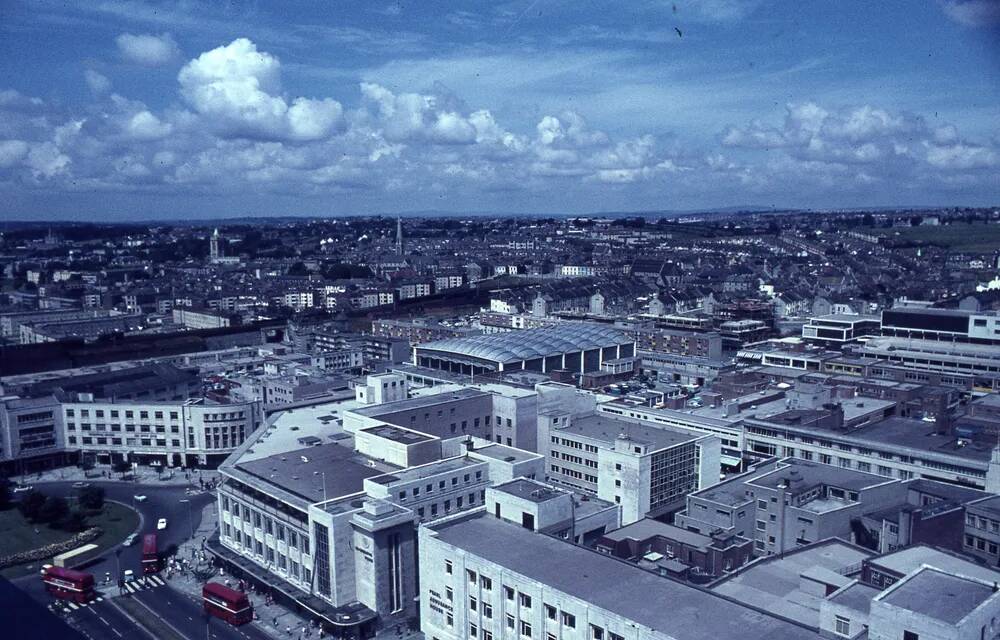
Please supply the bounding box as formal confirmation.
[14,480,214,602]
[63,598,150,640]
[128,585,275,640]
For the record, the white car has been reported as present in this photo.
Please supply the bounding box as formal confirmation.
[123,533,138,547]
[156,518,168,530]
[122,569,135,583]
[12,485,33,493]
[133,495,147,503]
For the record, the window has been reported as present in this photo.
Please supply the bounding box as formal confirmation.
[446,614,453,628]
[609,633,624,640]
[561,612,575,629]
[519,593,532,608]
[902,632,918,640]
[470,625,478,638]
[506,615,515,630]
[545,605,557,621]
[520,622,532,638]
[757,499,767,510]
[445,587,453,602]
[480,576,492,590]
[483,603,493,619]
[467,569,477,584]
[591,626,604,640]
[504,586,514,601]
[470,597,478,612]
[834,616,850,637]
[445,560,453,574]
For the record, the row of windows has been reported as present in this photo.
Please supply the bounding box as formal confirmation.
[67,408,179,420]
[415,491,484,519]
[442,566,624,640]
[966,513,1000,533]
[397,471,484,500]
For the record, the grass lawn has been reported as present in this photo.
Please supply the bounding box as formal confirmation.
[0,502,139,578]
[871,223,1000,253]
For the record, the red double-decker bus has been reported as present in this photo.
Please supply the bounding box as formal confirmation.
[202,583,253,625]
[42,566,96,604]
[142,534,159,574]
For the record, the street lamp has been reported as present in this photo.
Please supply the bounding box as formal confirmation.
[180,499,194,540]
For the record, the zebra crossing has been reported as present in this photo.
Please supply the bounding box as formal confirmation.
[121,573,167,594]
[48,574,168,613]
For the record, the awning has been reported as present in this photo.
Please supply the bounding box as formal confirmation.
[720,455,743,467]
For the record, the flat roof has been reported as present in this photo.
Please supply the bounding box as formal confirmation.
[600,519,713,550]
[868,544,1000,583]
[880,567,995,624]
[561,413,700,451]
[349,388,488,418]
[235,442,397,504]
[470,443,541,464]
[494,478,567,503]
[361,424,433,444]
[749,459,893,494]
[417,323,631,364]
[827,581,880,615]
[711,540,873,627]
[430,513,818,640]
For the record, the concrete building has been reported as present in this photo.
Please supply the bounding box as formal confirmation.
[417,509,820,640]
[173,307,235,330]
[801,314,880,346]
[538,407,720,525]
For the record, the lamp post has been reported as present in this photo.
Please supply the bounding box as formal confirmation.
[180,499,194,540]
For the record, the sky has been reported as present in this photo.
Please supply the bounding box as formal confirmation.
[0,1,998,221]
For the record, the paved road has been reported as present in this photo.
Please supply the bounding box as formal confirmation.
[130,585,276,640]
[63,598,151,640]
[13,480,214,602]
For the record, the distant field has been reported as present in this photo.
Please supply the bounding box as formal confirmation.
[872,223,1000,252]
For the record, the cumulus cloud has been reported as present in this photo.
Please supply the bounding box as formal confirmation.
[0,140,29,168]
[116,32,181,66]
[125,110,173,140]
[84,69,111,94]
[360,82,478,144]
[178,38,343,141]
[939,0,1000,26]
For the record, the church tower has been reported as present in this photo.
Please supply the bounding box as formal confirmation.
[210,228,220,260]
[396,218,404,255]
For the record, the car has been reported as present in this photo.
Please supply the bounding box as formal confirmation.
[12,485,33,493]
[122,569,135,583]
[123,533,138,547]
[156,518,168,530]
[133,494,147,503]
[72,481,91,489]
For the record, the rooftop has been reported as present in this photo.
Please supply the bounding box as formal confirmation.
[429,512,818,640]
[493,478,567,503]
[235,442,397,504]
[748,459,894,495]
[879,567,996,624]
[416,323,631,364]
[361,424,434,444]
[349,387,488,418]
[868,544,1000,584]
[561,412,700,451]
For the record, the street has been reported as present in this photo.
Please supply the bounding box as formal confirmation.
[13,479,214,603]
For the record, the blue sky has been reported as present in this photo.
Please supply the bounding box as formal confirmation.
[0,0,997,220]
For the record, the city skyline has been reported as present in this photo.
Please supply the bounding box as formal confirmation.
[0,1,998,220]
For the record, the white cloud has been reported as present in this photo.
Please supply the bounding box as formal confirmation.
[939,0,1000,26]
[26,142,71,178]
[116,32,181,67]
[84,69,111,94]
[125,110,172,140]
[0,140,29,167]
[178,38,343,142]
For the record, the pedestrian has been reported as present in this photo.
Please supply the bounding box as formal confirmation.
[286,626,291,636]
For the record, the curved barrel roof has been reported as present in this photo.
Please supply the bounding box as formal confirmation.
[416,323,631,364]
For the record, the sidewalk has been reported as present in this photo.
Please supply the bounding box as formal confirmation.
[11,463,220,489]
[164,502,423,640]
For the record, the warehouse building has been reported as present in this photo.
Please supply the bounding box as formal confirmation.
[414,324,635,376]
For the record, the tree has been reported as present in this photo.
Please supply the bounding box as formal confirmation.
[18,489,46,521]
[62,510,88,533]
[862,213,875,227]
[287,261,309,276]
[78,486,105,510]
[0,478,10,511]
[38,496,69,525]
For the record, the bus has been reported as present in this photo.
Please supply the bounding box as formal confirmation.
[202,583,253,625]
[42,565,96,604]
[142,534,159,574]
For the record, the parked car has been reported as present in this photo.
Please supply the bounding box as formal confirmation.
[12,485,33,493]
[156,518,168,530]
[72,481,90,489]
[123,533,138,547]
[133,495,147,503]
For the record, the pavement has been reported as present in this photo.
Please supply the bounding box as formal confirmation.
[10,463,220,489]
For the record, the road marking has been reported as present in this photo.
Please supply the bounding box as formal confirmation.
[112,629,123,638]
[99,616,111,626]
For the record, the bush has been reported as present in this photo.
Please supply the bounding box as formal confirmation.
[62,510,88,533]
[38,496,69,526]
[78,486,105,510]
[17,490,46,521]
